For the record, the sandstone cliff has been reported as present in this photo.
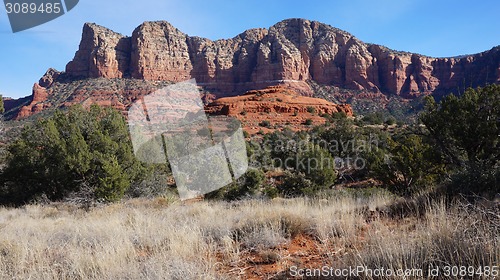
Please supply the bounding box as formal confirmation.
[12,18,500,120]
[64,19,500,98]
[66,23,131,79]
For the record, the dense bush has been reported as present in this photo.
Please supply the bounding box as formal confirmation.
[318,118,358,158]
[0,105,146,205]
[234,85,500,198]
[206,168,265,200]
[368,132,444,196]
[277,171,316,197]
[361,85,500,197]
[4,84,495,205]
[127,163,173,198]
[225,168,265,200]
[421,85,500,196]
[294,143,337,187]
[217,128,338,199]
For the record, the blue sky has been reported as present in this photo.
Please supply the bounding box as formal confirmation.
[0,0,499,98]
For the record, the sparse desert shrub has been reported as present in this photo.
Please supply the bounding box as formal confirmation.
[259,120,271,128]
[239,225,287,250]
[320,113,331,120]
[362,112,384,125]
[331,111,347,120]
[385,116,396,125]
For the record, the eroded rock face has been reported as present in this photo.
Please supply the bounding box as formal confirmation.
[38,68,61,88]
[66,23,131,79]
[130,21,192,81]
[64,19,500,98]
[206,86,353,133]
[16,68,61,118]
[16,84,50,118]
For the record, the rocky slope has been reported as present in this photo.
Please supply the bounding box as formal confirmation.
[11,18,500,119]
[14,71,174,119]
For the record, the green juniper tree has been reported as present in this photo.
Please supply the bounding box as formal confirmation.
[421,84,500,195]
[0,105,146,205]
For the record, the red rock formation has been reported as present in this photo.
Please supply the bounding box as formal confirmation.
[130,22,193,82]
[13,75,173,120]
[38,68,60,88]
[3,98,21,111]
[207,86,352,116]
[10,19,500,120]
[66,23,130,79]
[16,68,61,118]
[16,83,50,118]
[64,19,500,98]
[206,86,353,133]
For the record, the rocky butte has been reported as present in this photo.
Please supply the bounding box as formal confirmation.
[12,18,500,120]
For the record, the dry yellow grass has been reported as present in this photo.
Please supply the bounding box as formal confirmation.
[0,194,498,279]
